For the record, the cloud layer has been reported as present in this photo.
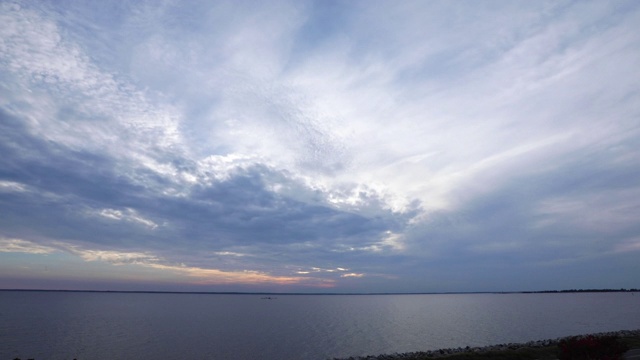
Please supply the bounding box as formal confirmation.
[1,0,639,292]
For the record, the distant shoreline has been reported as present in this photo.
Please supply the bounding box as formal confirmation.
[1,288,638,295]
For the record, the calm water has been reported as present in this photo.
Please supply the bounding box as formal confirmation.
[1,291,639,359]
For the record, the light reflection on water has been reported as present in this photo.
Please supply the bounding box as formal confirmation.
[1,291,639,360]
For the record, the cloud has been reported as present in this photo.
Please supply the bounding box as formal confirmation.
[1,0,639,292]
[0,1,184,176]
[64,246,160,265]
[614,239,640,253]
[0,104,404,285]
[96,208,159,229]
[0,238,58,254]
[0,236,328,287]
[341,273,364,278]
[0,180,29,193]
[147,263,332,287]
[63,244,324,286]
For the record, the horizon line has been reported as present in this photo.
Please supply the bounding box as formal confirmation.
[1,288,638,296]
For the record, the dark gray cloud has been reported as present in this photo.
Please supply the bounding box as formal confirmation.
[0,107,407,280]
[385,143,640,291]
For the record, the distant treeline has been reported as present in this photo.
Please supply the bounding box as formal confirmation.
[518,288,639,293]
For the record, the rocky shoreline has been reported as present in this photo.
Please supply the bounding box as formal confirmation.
[334,329,640,359]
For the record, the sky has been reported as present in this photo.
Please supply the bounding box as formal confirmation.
[1,0,639,293]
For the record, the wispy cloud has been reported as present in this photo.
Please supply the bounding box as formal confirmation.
[96,208,159,229]
[0,238,58,254]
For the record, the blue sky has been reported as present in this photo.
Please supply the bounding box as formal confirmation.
[1,0,639,293]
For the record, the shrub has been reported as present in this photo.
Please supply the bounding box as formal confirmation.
[558,335,629,360]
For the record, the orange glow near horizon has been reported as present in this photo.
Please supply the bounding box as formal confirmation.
[0,238,337,288]
[147,263,336,287]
